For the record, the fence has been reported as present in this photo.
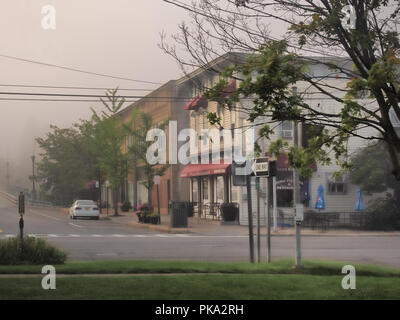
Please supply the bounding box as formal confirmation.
[275,209,400,231]
[0,190,54,208]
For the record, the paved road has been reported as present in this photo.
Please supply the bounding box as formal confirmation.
[1,196,400,267]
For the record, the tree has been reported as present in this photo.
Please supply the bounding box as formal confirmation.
[36,121,99,205]
[123,112,170,207]
[91,88,128,216]
[161,0,400,179]
[350,141,400,206]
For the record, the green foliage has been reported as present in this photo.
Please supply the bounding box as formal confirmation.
[350,142,400,195]
[350,142,400,224]
[0,236,67,265]
[36,120,100,206]
[365,194,400,231]
[123,112,170,204]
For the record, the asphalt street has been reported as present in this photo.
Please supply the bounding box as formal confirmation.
[1,196,400,267]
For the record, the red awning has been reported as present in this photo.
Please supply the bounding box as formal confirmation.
[221,79,236,96]
[192,94,208,109]
[184,97,197,110]
[179,162,231,178]
[184,94,208,111]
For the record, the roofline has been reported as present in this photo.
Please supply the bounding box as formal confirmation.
[117,79,177,117]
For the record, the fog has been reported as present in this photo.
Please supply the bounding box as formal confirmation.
[0,0,187,189]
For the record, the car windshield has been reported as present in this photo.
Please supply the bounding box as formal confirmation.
[76,200,95,206]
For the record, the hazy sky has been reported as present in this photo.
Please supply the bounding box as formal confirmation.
[0,0,188,185]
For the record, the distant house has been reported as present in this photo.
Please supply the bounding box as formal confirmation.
[104,80,190,214]
[177,53,380,225]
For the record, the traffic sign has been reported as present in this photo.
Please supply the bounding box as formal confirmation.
[154,175,160,185]
[252,158,269,176]
[294,204,304,222]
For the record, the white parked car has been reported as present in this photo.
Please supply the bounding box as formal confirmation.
[69,200,99,220]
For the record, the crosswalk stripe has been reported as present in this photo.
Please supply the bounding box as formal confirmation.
[0,233,248,239]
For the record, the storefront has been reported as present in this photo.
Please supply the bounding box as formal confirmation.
[180,162,231,219]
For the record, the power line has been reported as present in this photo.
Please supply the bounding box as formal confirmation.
[0,91,190,99]
[0,84,154,91]
[0,98,146,103]
[0,53,163,85]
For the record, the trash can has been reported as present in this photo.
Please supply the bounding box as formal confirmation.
[170,201,189,228]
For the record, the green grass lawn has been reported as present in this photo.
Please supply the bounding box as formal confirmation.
[1,258,400,277]
[1,274,399,300]
[0,259,399,300]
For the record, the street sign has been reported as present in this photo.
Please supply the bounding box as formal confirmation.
[252,158,269,176]
[154,175,160,185]
[18,192,25,215]
[232,161,248,186]
[294,204,304,222]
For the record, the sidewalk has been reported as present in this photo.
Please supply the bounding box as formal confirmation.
[101,211,400,237]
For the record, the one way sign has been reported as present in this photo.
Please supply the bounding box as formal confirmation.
[252,158,269,176]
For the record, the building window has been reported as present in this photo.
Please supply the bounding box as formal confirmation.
[327,173,347,194]
[217,104,224,123]
[280,121,293,139]
[137,181,148,205]
[202,177,209,201]
[192,179,198,202]
[216,176,224,203]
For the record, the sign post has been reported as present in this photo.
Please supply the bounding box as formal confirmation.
[154,175,161,224]
[18,192,25,249]
[255,177,260,263]
[252,158,277,263]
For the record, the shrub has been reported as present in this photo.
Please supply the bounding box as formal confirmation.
[365,195,400,231]
[0,236,67,265]
[120,201,132,212]
[220,202,239,221]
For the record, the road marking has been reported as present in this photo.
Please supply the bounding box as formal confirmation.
[68,223,84,228]
[29,209,63,222]
[0,233,249,239]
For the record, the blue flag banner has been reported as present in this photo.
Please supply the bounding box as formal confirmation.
[314,184,326,210]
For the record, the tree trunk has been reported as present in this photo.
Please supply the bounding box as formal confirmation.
[113,187,119,216]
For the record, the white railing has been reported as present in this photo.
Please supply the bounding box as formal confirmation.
[0,190,17,205]
[0,190,54,208]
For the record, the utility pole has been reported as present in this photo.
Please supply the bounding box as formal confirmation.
[266,176,271,263]
[273,176,277,232]
[246,175,255,263]
[293,120,303,269]
[256,177,260,263]
[31,155,36,201]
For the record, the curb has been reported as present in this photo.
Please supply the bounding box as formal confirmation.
[127,222,192,234]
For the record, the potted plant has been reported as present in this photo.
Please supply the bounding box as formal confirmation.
[120,201,132,212]
[220,202,239,222]
[135,204,153,223]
